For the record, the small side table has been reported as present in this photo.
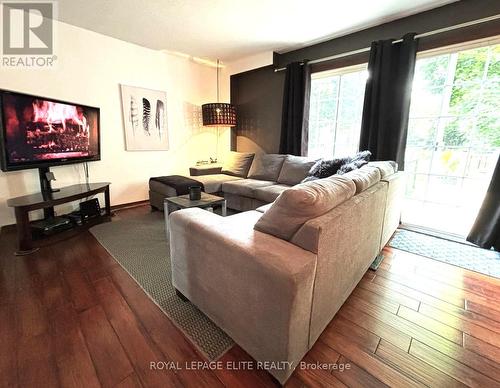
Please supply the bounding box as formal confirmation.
[189,164,222,176]
[164,192,227,236]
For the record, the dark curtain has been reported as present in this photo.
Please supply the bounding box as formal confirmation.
[279,61,310,156]
[467,155,500,251]
[359,33,418,169]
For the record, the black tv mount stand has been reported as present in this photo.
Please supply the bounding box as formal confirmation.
[39,166,60,194]
[7,182,111,255]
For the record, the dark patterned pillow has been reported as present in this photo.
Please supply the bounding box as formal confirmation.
[351,150,372,163]
[337,151,372,175]
[337,159,369,174]
[301,151,372,182]
[307,157,349,178]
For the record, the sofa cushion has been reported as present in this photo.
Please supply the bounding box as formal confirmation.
[254,175,356,240]
[222,179,276,197]
[221,151,255,177]
[256,203,273,213]
[253,184,291,203]
[195,174,242,193]
[367,161,397,179]
[149,180,179,196]
[278,155,317,185]
[248,154,286,181]
[342,166,381,194]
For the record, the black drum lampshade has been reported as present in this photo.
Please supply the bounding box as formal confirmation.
[202,59,237,127]
[201,103,237,127]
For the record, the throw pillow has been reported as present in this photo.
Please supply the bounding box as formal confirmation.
[351,150,372,163]
[367,161,398,178]
[221,151,255,178]
[248,154,286,181]
[303,150,372,180]
[277,155,318,185]
[254,175,356,241]
[337,150,372,174]
[342,166,381,194]
[304,157,349,182]
[337,159,369,174]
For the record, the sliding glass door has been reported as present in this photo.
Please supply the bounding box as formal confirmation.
[403,40,500,236]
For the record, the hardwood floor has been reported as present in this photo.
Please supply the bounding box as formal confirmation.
[1,205,500,387]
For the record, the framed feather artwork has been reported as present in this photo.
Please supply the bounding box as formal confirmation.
[120,84,169,151]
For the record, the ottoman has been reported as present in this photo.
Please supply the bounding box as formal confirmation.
[149,175,204,211]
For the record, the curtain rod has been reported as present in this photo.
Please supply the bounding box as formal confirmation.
[274,14,500,72]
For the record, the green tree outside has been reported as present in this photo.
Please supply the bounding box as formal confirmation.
[418,44,500,148]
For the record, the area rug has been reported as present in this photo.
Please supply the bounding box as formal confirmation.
[388,229,500,278]
[90,211,234,360]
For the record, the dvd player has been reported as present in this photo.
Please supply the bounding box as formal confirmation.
[31,216,73,235]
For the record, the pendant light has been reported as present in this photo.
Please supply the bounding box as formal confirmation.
[202,59,237,127]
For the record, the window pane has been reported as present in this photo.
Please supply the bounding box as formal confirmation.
[440,117,471,147]
[475,114,500,147]
[430,146,468,178]
[404,147,433,175]
[407,118,438,147]
[308,76,339,159]
[308,67,366,159]
[335,71,366,157]
[413,55,450,89]
[448,82,481,115]
[453,46,488,85]
[479,81,500,114]
[487,45,500,80]
[409,85,445,118]
[405,173,428,201]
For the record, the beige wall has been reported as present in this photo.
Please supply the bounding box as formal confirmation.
[225,51,274,76]
[0,21,226,226]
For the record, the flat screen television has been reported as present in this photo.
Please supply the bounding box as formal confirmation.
[0,89,100,172]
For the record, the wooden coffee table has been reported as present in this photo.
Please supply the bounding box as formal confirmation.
[163,192,227,233]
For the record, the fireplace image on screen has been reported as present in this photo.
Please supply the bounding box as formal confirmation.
[0,90,100,171]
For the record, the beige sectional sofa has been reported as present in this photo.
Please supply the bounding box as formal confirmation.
[168,154,404,384]
[189,153,318,211]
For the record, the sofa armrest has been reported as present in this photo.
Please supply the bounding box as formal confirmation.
[189,165,223,176]
[380,170,404,183]
[380,171,405,248]
[169,208,317,383]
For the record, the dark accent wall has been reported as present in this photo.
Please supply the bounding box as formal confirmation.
[230,0,500,154]
[230,66,285,153]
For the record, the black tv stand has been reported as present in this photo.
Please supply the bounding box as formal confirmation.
[39,166,60,194]
[7,182,111,255]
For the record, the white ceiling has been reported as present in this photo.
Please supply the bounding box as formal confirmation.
[56,0,456,62]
